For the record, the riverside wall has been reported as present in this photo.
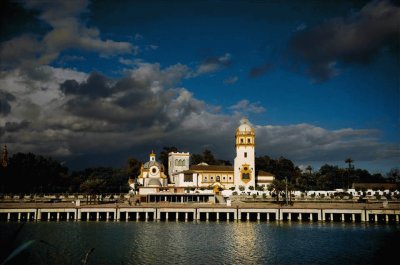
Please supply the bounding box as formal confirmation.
[0,202,399,223]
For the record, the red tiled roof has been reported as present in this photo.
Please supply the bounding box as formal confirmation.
[190,165,234,172]
[257,170,274,176]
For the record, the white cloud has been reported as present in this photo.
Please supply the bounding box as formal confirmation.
[229,99,266,114]
[192,53,232,77]
[223,76,239,85]
[0,0,136,69]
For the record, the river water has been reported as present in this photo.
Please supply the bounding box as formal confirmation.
[0,221,399,265]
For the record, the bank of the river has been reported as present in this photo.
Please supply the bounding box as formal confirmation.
[1,201,399,223]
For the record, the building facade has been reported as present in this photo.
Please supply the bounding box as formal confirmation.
[129,119,275,194]
[233,119,256,189]
[136,151,168,187]
[169,119,274,191]
[168,152,190,183]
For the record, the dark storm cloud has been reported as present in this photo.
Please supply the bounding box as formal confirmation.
[61,72,112,98]
[0,120,30,137]
[289,0,400,82]
[60,68,203,130]
[0,91,15,116]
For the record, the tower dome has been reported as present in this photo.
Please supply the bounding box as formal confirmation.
[237,118,252,132]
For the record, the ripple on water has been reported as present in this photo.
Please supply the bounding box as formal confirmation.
[0,221,399,265]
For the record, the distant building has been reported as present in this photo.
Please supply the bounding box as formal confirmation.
[256,170,275,187]
[168,152,190,182]
[352,183,398,190]
[136,151,168,188]
[129,119,275,194]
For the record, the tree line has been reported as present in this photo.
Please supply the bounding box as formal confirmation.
[0,148,398,194]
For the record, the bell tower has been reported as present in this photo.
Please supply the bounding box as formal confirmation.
[149,150,156,161]
[234,119,255,189]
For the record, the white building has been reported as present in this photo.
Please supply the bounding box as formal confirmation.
[233,119,256,189]
[168,152,190,183]
[168,119,274,193]
[130,119,275,195]
[133,151,168,188]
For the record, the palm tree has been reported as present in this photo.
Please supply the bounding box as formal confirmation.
[306,165,313,175]
[269,179,285,202]
[345,158,354,189]
[345,158,354,170]
[287,182,295,203]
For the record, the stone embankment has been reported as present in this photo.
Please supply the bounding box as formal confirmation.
[0,201,399,223]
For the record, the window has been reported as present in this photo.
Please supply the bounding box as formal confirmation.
[229,177,232,180]
[184,174,193,182]
[247,138,251,143]
[204,176,208,181]
[223,176,226,181]
[244,152,247,158]
[216,176,220,182]
[210,176,214,181]
[240,138,244,143]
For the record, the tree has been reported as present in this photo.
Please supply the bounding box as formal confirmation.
[203,149,217,165]
[190,149,230,166]
[190,153,203,165]
[256,155,297,182]
[255,155,273,175]
[127,157,142,178]
[80,178,106,194]
[80,178,107,204]
[306,165,313,175]
[387,168,400,183]
[344,158,354,189]
[345,158,354,170]
[287,181,295,203]
[268,179,285,202]
[6,152,69,193]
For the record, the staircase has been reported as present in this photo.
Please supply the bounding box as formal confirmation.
[215,195,226,204]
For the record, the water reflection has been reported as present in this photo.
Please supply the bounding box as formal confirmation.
[0,221,398,265]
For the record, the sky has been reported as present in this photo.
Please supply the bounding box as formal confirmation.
[0,0,399,173]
